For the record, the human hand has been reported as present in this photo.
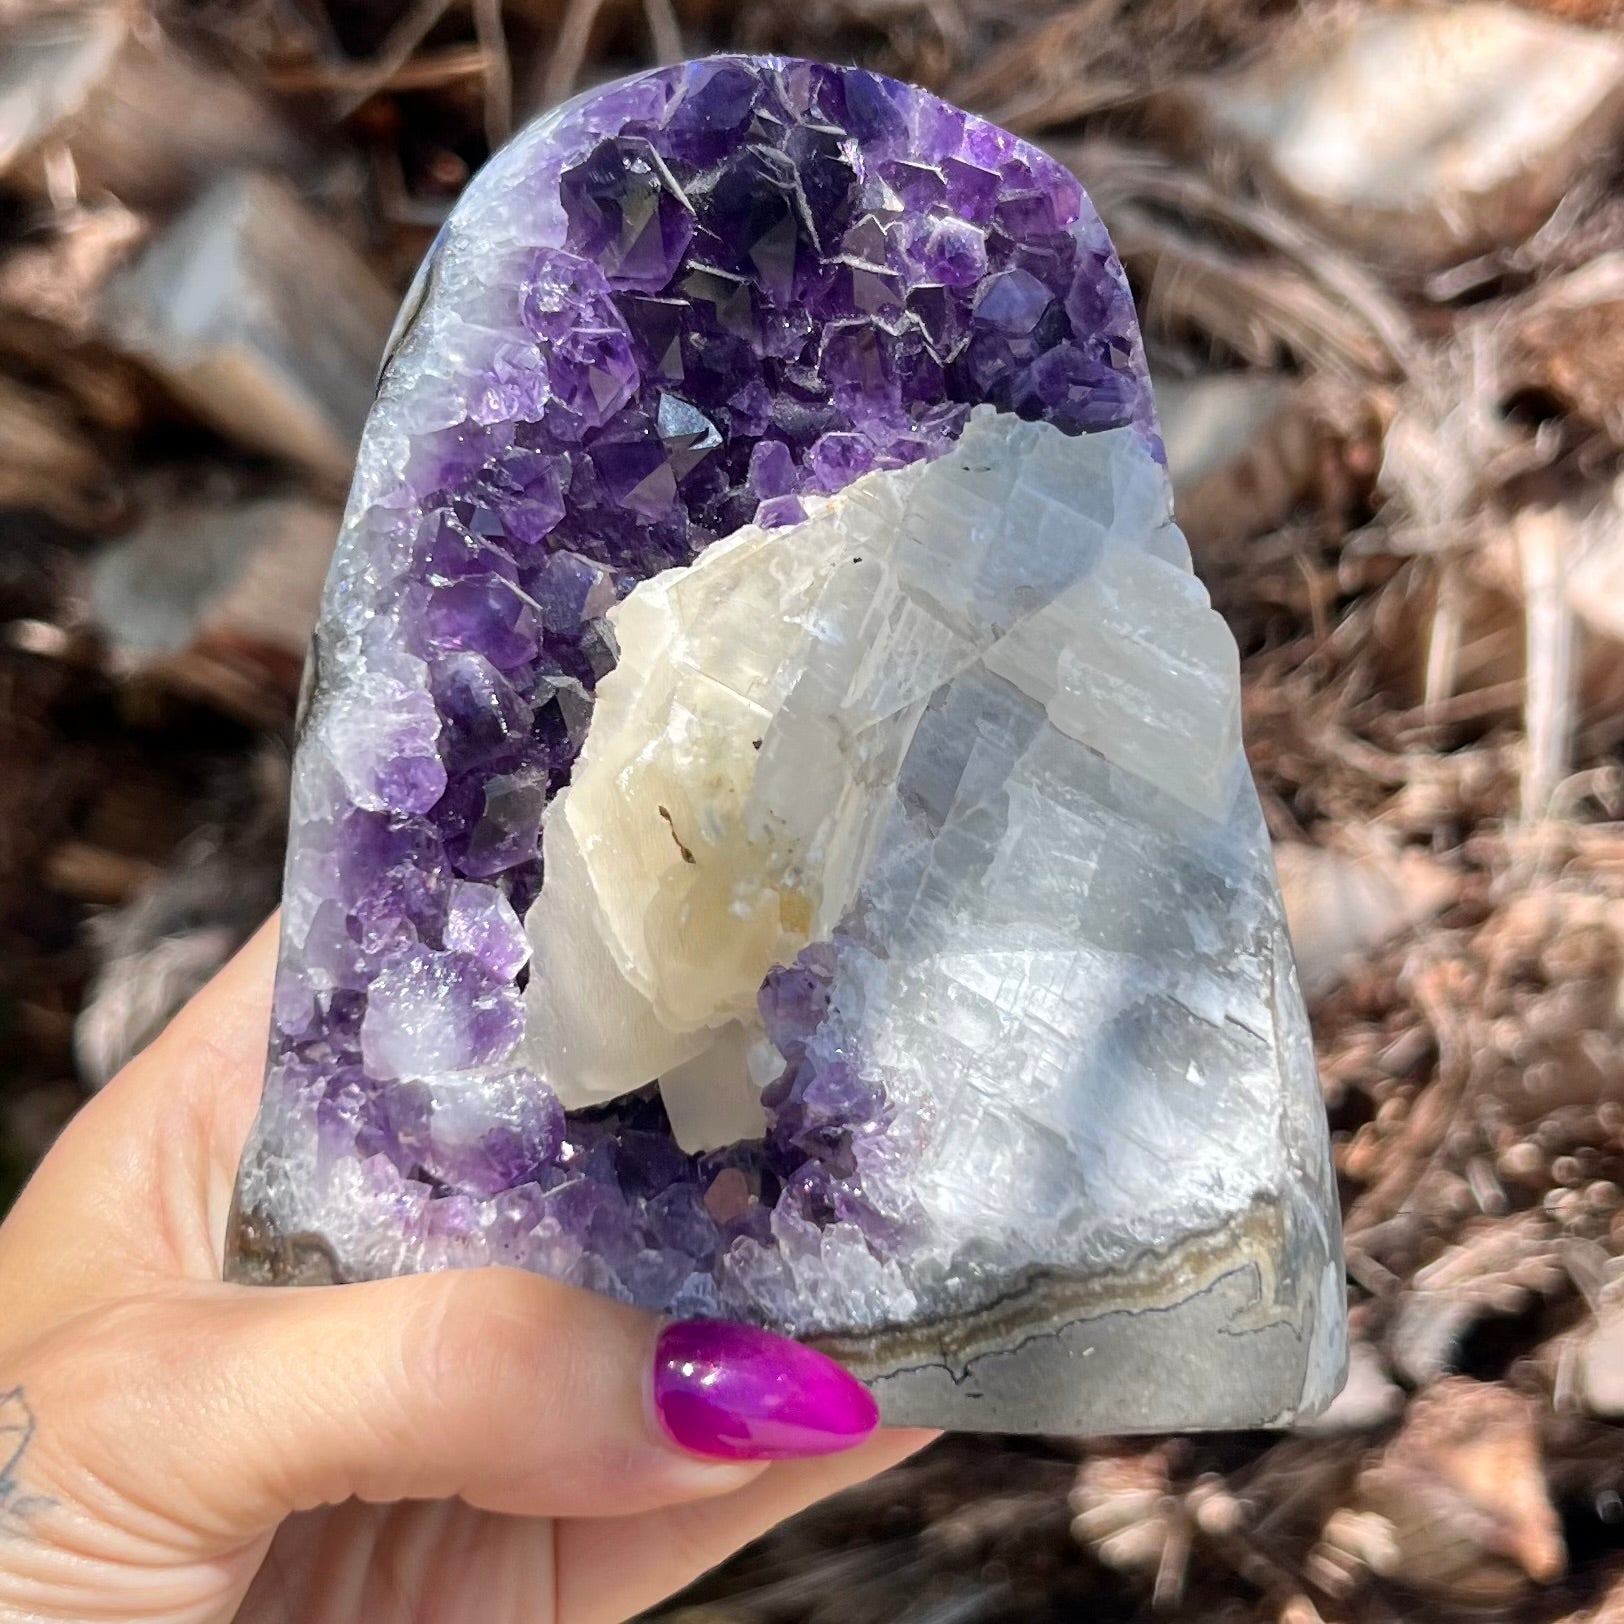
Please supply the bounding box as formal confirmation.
[0,919,931,1623]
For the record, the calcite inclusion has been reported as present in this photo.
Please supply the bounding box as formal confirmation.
[524,411,1236,1155]
[228,54,1345,1433]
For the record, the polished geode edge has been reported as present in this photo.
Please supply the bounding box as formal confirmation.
[815,1188,1346,1433]
[228,1156,1347,1435]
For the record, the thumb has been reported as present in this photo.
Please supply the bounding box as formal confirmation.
[20,1268,877,1549]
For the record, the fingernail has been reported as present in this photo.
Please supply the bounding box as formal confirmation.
[652,1319,879,1461]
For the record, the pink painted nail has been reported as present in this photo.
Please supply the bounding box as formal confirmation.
[652,1319,879,1461]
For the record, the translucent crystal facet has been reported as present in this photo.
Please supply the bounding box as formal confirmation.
[227,55,1344,1434]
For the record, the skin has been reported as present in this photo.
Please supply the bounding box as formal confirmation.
[0,920,931,1623]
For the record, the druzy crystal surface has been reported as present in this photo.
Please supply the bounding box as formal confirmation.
[228,56,1345,1433]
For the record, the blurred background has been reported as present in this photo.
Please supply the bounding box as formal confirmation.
[3,0,1624,1617]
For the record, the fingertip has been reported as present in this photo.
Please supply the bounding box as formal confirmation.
[651,1321,879,1463]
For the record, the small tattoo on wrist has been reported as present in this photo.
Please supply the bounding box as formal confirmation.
[0,1387,53,1536]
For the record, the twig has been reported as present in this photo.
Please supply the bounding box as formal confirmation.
[472,0,512,148]
[1394,678,1527,731]
[543,0,611,107]
[1114,207,1394,378]
[1422,564,1463,719]
[267,44,488,95]
[643,0,684,65]
[1516,508,1577,825]
[332,0,455,119]
[1072,142,1416,377]
[43,842,159,906]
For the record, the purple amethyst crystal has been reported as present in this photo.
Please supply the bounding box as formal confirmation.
[228,55,1345,1436]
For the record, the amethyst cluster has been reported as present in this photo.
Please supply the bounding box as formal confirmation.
[228,56,1153,1316]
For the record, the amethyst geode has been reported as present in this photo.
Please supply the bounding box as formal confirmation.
[228,57,1345,1433]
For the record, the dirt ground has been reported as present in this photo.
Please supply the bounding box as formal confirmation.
[4,1,1624,1619]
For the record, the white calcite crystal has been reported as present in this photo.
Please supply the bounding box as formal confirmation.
[524,411,1240,1149]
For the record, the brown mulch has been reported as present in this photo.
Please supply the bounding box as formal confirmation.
[4,1,1624,1620]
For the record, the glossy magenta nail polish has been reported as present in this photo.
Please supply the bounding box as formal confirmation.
[652,1319,880,1460]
